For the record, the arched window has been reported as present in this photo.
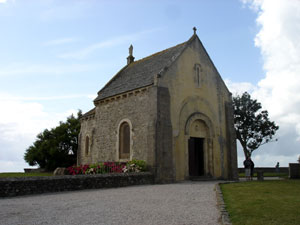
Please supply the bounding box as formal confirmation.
[196,67,200,87]
[85,136,89,156]
[195,64,201,88]
[119,122,130,159]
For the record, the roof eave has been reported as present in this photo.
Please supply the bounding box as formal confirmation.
[94,83,154,103]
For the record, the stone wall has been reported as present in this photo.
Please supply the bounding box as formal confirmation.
[79,86,157,167]
[78,111,96,165]
[225,100,238,180]
[157,38,237,180]
[155,86,174,182]
[0,172,154,198]
[238,167,289,173]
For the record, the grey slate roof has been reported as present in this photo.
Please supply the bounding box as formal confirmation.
[94,37,193,102]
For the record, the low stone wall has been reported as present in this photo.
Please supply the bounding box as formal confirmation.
[238,167,289,174]
[0,172,154,198]
[24,168,47,173]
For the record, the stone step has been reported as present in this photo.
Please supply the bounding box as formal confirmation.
[189,176,217,181]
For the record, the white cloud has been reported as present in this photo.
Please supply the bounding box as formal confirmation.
[43,37,78,46]
[40,1,92,22]
[249,0,300,135]
[224,79,256,95]
[0,160,33,173]
[236,136,299,167]
[0,62,99,76]
[233,0,300,167]
[59,28,162,60]
[241,0,263,11]
[0,94,96,101]
[0,0,15,4]
[0,93,77,172]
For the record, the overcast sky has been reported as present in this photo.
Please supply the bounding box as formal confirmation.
[0,0,299,172]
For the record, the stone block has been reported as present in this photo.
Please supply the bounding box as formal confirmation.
[53,167,67,176]
[289,163,300,179]
[257,171,264,181]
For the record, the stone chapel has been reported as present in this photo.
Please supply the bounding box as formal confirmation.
[78,28,238,182]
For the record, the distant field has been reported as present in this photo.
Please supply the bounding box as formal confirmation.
[0,172,53,178]
[238,172,288,178]
[221,180,300,225]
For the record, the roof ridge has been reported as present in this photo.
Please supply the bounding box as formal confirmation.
[128,35,198,70]
[95,41,188,98]
[157,35,198,76]
[128,41,188,67]
[94,34,197,102]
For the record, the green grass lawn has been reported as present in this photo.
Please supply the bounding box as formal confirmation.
[0,172,53,178]
[220,180,300,225]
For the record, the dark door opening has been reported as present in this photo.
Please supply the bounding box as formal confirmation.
[188,137,204,176]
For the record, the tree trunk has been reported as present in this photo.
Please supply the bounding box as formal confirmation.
[242,145,251,159]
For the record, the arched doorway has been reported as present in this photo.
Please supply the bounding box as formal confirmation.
[188,137,204,176]
[185,113,214,178]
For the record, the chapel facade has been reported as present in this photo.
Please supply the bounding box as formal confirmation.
[78,28,238,182]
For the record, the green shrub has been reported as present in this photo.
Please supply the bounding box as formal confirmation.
[125,159,147,172]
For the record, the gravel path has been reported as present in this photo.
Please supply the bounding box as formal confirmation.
[0,181,221,225]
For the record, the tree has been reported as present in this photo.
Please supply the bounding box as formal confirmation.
[24,110,82,171]
[233,92,279,159]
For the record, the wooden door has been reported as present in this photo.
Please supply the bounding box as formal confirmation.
[189,137,204,176]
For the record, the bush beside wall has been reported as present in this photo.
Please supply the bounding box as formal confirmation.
[0,172,154,198]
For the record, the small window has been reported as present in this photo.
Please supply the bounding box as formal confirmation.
[119,122,130,159]
[85,136,89,156]
[196,67,200,86]
[195,64,201,88]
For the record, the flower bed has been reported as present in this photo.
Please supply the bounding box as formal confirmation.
[67,159,147,175]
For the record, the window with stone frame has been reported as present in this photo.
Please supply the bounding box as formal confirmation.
[195,64,201,88]
[85,136,89,156]
[119,122,130,159]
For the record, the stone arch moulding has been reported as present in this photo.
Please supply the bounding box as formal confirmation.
[184,112,215,138]
[176,96,217,136]
[116,118,133,161]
